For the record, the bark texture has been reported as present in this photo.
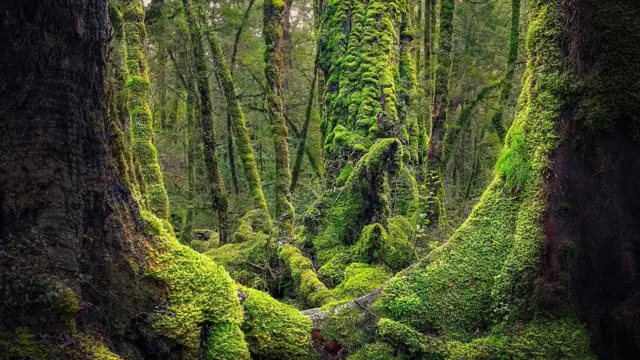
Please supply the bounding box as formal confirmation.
[264,0,295,241]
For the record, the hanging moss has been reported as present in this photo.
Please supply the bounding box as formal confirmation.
[121,0,169,219]
[142,211,250,359]
[240,286,312,359]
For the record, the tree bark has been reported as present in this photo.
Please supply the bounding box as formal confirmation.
[264,0,296,241]
[424,0,455,229]
[290,53,319,193]
[182,0,230,244]
[123,0,170,220]
[0,0,164,354]
[490,0,521,142]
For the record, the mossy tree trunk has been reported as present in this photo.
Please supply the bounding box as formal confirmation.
[179,87,197,244]
[417,0,435,171]
[122,0,170,220]
[0,0,169,354]
[319,0,416,181]
[490,0,521,142]
[264,0,296,241]
[182,0,230,244]
[203,24,270,218]
[290,56,318,193]
[374,1,640,358]
[424,0,455,229]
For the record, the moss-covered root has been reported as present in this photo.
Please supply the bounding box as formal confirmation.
[263,0,295,241]
[279,245,334,307]
[121,0,169,219]
[142,211,250,359]
[240,286,312,359]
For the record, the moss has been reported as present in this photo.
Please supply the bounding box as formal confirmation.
[446,318,595,360]
[336,162,354,187]
[377,318,447,357]
[311,138,413,266]
[209,210,272,290]
[347,342,401,360]
[495,132,531,192]
[279,244,334,307]
[77,334,122,360]
[206,322,250,360]
[142,210,250,358]
[319,307,376,353]
[240,286,312,359]
[329,263,391,301]
[0,327,51,359]
[122,0,169,220]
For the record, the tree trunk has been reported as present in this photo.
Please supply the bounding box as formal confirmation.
[374,1,640,358]
[424,0,455,229]
[204,24,270,217]
[180,88,197,244]
[264,0,295,241]
[490,0,521,142]
[182,0,230,243]
[0,0,164,354]
[123,0,170,220]
[290,53,319,193]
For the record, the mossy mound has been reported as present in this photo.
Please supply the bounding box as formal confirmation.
[208,210,272,290]
[240,286,312,359]
[142,210,250,359]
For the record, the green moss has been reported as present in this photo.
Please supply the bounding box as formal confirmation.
[446,318,595,360]
[348,343,402,360]
[77,334,122,360]
[495,132,531,192]
[279,244,334,307]
[336,162,354,187]
[208,210,272,290]
[347,342,402,360]
[0,327,51,359]
[206,322,250,360]
[142,210,250,358]
[240,286,312,359]
[377,318,447,357]
[122,0,169,220]
[329,263,391,301]
[320,307,376,353]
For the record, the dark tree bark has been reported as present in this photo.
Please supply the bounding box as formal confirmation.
[182,0,230,243]
[0,0,167,355]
